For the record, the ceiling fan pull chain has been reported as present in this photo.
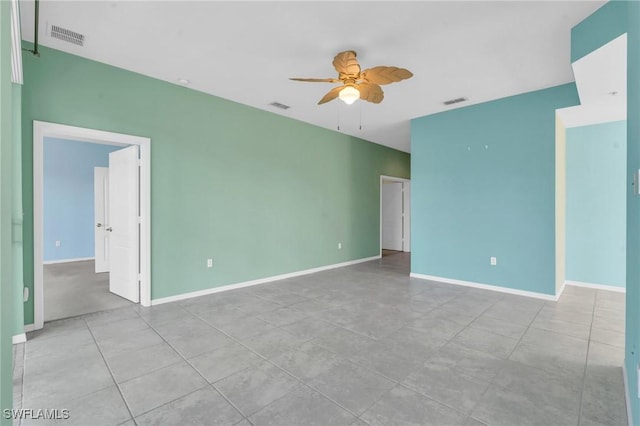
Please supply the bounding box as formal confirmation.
[337,105,341,131]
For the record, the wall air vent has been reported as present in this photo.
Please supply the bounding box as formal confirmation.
[50,25,85,46]
[443,97,468,106]
[269,102,291,110]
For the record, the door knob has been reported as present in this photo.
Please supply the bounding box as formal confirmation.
[96,223,102,228]
[106,227,113,232]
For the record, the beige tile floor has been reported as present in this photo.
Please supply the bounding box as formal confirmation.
[13,253,627,425]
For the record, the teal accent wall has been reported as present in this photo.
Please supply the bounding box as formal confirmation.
[566,121,626,288]
[20,44,410,323]
[43,138,121,262]
[571,0,627,63]
[627,1,640,424]
[411,84,579,295]
[0,1,14,423]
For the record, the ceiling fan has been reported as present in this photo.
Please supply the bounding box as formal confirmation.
[290,50,413,105]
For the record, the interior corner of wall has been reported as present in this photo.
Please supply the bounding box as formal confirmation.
[555,113,567,295]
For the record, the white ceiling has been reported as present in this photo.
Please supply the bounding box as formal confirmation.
[20,1,606,153]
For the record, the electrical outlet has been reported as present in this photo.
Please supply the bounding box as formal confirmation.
[55,240,61,247]
[207,258,213,268]
[490,257,497,266]
[338,242,342,250]
[23,287,29,302]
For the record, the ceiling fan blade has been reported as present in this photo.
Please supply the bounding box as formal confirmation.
[333,50,361,76]
[357,83,384,104]
[290,77,339,83]
[361,66,413,85]
[318,86,343,105]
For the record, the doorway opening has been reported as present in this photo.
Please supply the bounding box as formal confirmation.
[42,138,134,321]
[554,33,627,297]
[33,121,151,330]
[380,175,410,269]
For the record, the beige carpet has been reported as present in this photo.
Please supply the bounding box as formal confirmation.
[44,260,134,321]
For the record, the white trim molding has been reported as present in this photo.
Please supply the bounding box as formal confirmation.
[380,175,411,182]
[33,121,152,331]
[23,324,35,333]
[565,280,626,293]
[410,273,560,301]
[12,334,26,344]
[43,257,95,265]
[10,0,22,84]
[152,255,381,306]
[556,281,566,300]
[623,363,633,426]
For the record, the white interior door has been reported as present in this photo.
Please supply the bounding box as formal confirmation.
[108,145,139,302]
[382,182,403,251]
[94,167,109,273]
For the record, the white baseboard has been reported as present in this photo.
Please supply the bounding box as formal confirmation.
[623,363,633,426]
[43,257,95,265]
[409,273,560,301]
[556,281,567,299]
[152,255,381,306]
[565,280,626,293]
[24,324,36,332]
[12,333,26,344]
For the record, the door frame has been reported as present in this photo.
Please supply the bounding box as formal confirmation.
[94,166,109,274]
[379,175,411,257]
[33,121,152,330]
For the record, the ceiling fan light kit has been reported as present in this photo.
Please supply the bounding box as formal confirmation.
[290,50,413,105]
[339,86,360,105]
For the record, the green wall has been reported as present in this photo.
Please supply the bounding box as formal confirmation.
[20,45,409,323]
[411,84,579,296]
[571,0,627,62]
[566,120,626,288]
[12,83,22,337]
[627,1,640,424]
[0,1,14,424]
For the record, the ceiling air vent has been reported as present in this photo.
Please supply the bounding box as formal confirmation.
[50,25,85,47]
[443,97,468,106]
[269,102,291,110]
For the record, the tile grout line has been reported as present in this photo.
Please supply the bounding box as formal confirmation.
[577,291,598,426]
[134,309,252,424]
[22,285,508,424]
[183,306,380,421]
[392,292,510,423]
[82,315,140,426]
[133,304,249,423]
[102,318,246,423]
[460,297,547,424]
[24,258,625,425]
[355,288,509,421]
[189,278,505,422]
[187,312,360,418]
[83,272,440,424]
[289,288,501,420]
